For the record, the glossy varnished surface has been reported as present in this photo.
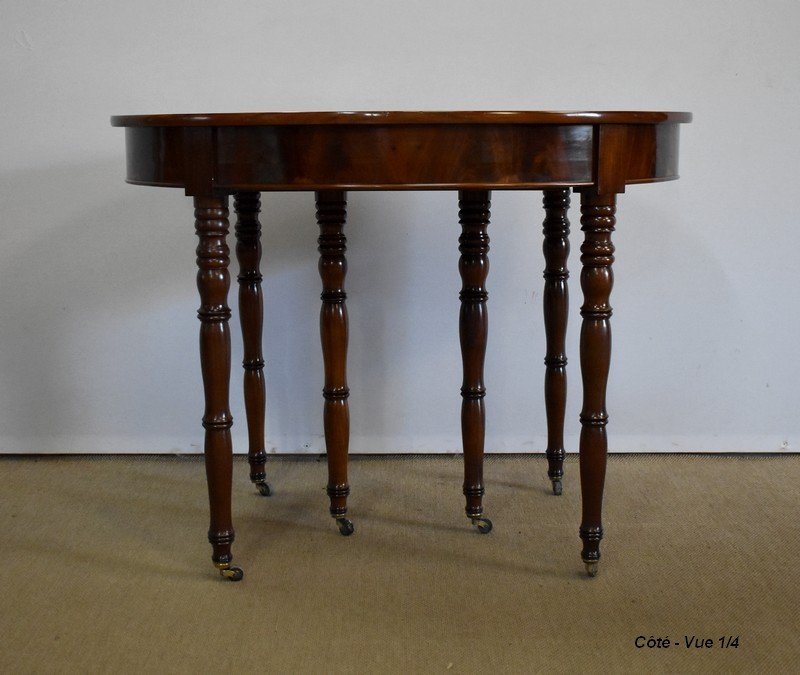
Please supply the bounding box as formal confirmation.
[458,190,492,522]
[113,111,690,193]
[316,191,352,524]
[111,110,691,127]
[233,193,268,489]
[542,189,571,490]
[216,124,594,190]
[111,109,690,579]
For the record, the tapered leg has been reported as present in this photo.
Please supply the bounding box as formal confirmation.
[542,189,571,496]
[316,190,354,536]
[194,195,241,581]
[234,192,270,496]
[578,188,616,577]
[458,189,492,534]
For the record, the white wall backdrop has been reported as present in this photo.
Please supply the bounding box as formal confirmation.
[1,0,798,454]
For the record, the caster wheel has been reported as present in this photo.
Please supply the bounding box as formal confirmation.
[255,481,271,497]
[471,517,493,534]
[584,561,598,578]
[219,566,244,582]
[336,517,355,536]
[552,479,563,496]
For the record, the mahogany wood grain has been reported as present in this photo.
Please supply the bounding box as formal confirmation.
[542,189,571,493]
[233,192,268,490]
[458,190,491,521]
[111,110,691,127]
[214,124,593,190]
[111,110,690,578]
[577,188,616,575]
[115,116,686,194]
[194,196,235,568]
[316,190,351,523]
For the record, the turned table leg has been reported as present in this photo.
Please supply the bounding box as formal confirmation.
[577,188,616,577]
[234,192,270,497]
[194,195,241,581]
[542,189,571,496]
[458,189,493,534]
[316,190,354,536]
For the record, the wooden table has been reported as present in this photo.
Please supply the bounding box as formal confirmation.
[110,111,691,581]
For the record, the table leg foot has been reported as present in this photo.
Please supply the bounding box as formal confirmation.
[249,452,270,496]
[580,525,603,578]
[215,561,244,582]
[254,480,271,497]
[335,516,355,536]
[551,478,563,496]
[328,484,353,534]
[470,515,493,534]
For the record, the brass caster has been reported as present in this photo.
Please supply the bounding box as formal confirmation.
[255,481,271,497]
[217,564,244,582]
[551,479,563,496]
[584,561,598,578]
[336,517,355,536]
[471,517,493,534]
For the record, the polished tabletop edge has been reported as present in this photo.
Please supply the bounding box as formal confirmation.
[110,110,692,127]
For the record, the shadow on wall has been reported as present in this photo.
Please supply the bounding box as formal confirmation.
[0,159,212,451]
[237,190,464,455]
[0,159,316,452]
[1,161,736,455]
[0,161,457,453]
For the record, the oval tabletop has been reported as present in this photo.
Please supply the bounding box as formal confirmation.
[110,110,691,193]
[110,110,691,127]
[109,110,692,580]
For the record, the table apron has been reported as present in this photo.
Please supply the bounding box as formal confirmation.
[122,123,681,193]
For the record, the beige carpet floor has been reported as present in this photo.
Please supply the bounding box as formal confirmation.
[0,454,797,674]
